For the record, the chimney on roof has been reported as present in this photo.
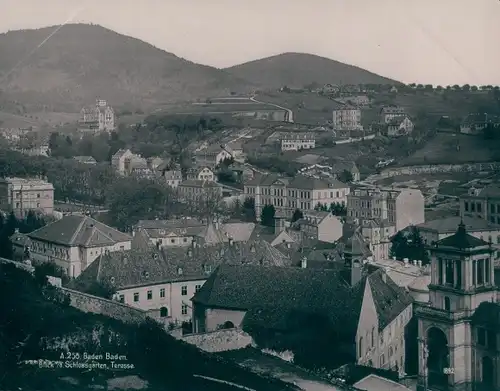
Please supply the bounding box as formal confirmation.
[228,237,234,246]
[412,260,417,266]
[403,258,409,267]
[301,257,307,269]
[14,228,19,234]
[417,260,422,268]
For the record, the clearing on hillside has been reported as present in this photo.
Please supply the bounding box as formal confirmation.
[403,133,495,165]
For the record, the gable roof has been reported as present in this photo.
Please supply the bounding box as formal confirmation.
[435,221,489,249]
[289,175,347,190]
[193,264,412,336]
[221,222,256,242]
[28,215,132,247]
[477,184,500,198]
[74,240,291,291]
[417,216,500,234]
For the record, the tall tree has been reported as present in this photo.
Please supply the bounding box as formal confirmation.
[260,205,276,227]
[291,209,303,223]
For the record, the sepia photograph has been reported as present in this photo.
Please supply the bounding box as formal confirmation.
[0,0,499,390]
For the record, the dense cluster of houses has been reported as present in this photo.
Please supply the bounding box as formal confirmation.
[7,176,500,391]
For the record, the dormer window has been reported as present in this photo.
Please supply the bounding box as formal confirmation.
[177,267,183,275]
[204,265,212,274]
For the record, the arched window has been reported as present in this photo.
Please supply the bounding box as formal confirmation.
[389,346,393,357]
[359,336,364,358]
[444,297,451,311]
[160,307,169,317]
[371,326,375,347]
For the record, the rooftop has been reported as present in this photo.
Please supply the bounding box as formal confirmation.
[0,176,53,187]
[73,239,291,290]
[179,180,221,188]
[353,374,411,391]
[193,264,412,336]
[417,216,500,234]
[28,215,132,247]
[434,221,490,249]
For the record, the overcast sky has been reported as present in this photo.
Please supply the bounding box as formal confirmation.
[1,0,499,86]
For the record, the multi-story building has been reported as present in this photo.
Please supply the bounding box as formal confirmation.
[244,174,350,220]
[178,180,222,202]
[186,167,215,182]
[280,133,316,151]
[415,216,500,260]
[386,116,414,137]
[460,113,500,135]
[0,176,54,215]
[460,184,500,225]
[192,261,413,372]
[380,106,406,124]
[111,149,135,175]
[361,219,396,261]
[194,145,233,168]
[415,222,498,391]
[332,106,363,131]
[12,215,132,278]
[163,169,182,189]
[296,210,343,243]
[79,99,115,132]
[347,187,425,232]
[133,219,226,248]
[74,235,291,325]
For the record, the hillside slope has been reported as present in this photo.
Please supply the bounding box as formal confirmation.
[225,52,400,89]
[0,261,293,391]
[0,24,254,112]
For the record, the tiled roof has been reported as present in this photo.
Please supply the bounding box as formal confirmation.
[417,216,500,234]
[135,218,204,230]
[435,222,489,249]
[478,184,500,198]
[342,229,372,258]
[289,175,347,190]
[193,264,412,335]
[163,170,182,180]
[28,215,132,247]
[221,222,256,242]
[74,239,291,290]
[179,179,221,188]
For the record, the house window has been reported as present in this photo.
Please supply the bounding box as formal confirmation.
[37,193,40,198]
[133,292,139,302]
[160,307,169,317]
[380,354,385,366]
[488,330,497,350]
[181,304,188,315]
[478,259,484,284]
[445,260,454,285]
[147,290,152,300]
[119,295,124,303]
[120,246,124,250]
[181,286,187,296]
[183,238,187,243]
[171,239,175,244]
[371,327,375,347]
[195,285,201,292]
[160,288,165,298]
[389,346,393,357]
[358,336,363,358]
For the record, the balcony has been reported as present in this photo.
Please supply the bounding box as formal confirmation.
[416,306,471,322]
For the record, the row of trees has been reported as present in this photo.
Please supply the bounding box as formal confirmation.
[390,226,430,265]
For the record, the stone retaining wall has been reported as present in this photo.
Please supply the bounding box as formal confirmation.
[181,328,254,353]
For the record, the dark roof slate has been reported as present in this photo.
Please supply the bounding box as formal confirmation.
[28,215,132,247]
[74,239,291,290]
[435,222,489,249]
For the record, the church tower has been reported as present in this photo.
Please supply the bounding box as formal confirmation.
[416,222,496,391]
